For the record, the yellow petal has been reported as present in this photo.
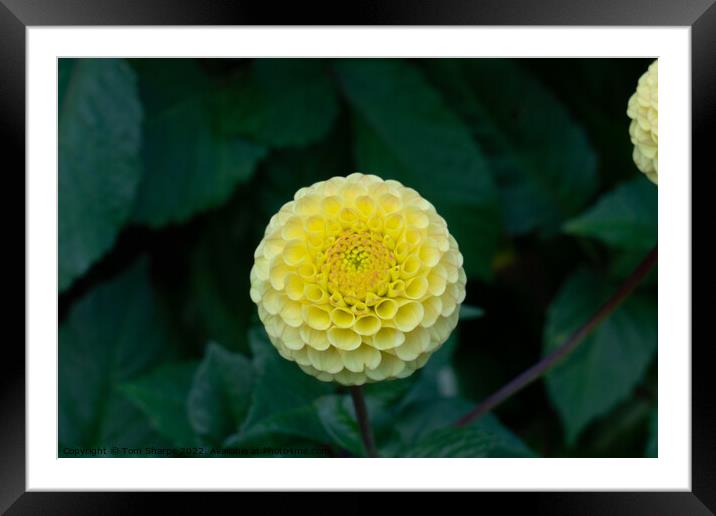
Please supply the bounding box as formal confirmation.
[283,240,308,266]
[304,284,328,304]
[394,330,425,361]
[327,327,362,350]
[419,245,441,267]
[421,296,443,328]
[295,194,321,216]
[340,344,382,373]
[290,346,312,366]
[284,273,304,301]
[281,216,305,241]
[379,193,402,214]
[308,346,343,374]
[339,207,360,228]
[298,263,317,281]
[300,326,331,351]
[404,206,429,229]
[280,300,303,328]
[365,352,405,380]
[371,327,405,350]
[304,215,326,235]
[353,315,381,336]
[269,261,290,290]
[321,195,343,217]
[262,290,285,315]
[252,257,270,281]
[388,279,405,297]
[262,238,286,260]
[280,325,304,350]
[340,182,366,204]
[404,228,423,248]
[394,242,410,261]
[427,270,447,296]
[355,195,376,218]
[384,213,405,238]
[404,276,429,300]
[330,307,355,329]
[303,305,332,331]
[375,298,398,320]
[394,301,424,332]
[400,254,421,278]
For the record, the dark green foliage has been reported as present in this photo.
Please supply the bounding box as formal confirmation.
[122,361,199,447]
[58,58,657,458]
[130,59,267,227]
[59,58,143,291]
[218,59,339,148]
[543,269,656,445]
[59,259,175,452]
[564,176,657,251]
[421,59,597,236]
[187,343,254,446]
[234,329,332,445]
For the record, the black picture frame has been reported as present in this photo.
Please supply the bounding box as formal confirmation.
[2,0,713,512]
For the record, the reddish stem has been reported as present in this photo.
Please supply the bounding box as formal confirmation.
[350,385,379,457]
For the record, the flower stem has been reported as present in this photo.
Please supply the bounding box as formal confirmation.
[456,246,658,427]
[349,385,379,457]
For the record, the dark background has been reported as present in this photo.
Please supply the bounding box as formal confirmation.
[57,57,657,459]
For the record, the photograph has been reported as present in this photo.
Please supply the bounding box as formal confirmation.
[57,57,659,460]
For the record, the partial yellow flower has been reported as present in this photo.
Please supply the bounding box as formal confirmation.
[627,59,658,184]
[250,173,466,386]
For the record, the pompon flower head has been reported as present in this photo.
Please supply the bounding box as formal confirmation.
[627,60,658,184]
[250,173,466,386]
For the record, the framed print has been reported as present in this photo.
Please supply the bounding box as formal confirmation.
[2,0,713,512]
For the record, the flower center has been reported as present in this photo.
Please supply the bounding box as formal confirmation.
[323,230,394,302]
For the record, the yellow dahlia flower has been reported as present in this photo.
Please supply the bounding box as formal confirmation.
[627,60,658,184]
[249,173,466,385]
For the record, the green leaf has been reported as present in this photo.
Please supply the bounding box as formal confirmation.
[190,246,252,353]
[59,58,143,291]
[315,395,365,456]
[335,59,501,280]
[406,426,495,457]
[544,269,657,445]
[575,396,652,457]
[391,394,534,457]
[236,328,332,443]
[59,259,174,449]
[395,397,473,446]
[459,304,485,320]
[219,59,339,148]
[564,177,657,251]
[188,190,259,353]
[476,413,537,457]
[393,387,534,457]
[421,59,598,236]
[229,405,331,449]
[646,406,658,458]
[121,361,199,447]
[127,59,209,115]
[187,343,254,447]
[131,60,267,227]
